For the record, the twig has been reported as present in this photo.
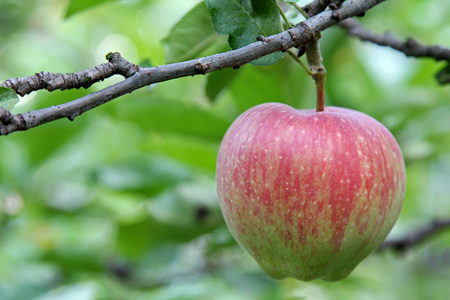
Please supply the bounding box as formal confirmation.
[378,219,450,252]
[329,0,346,10]
[339,19,450,61]
[274,0,293,28]
[304,0,333,17]
[290,2,310,19]
[329,0,347,20]
[1,52,138,97]
[0,0,387,135]
[286,50,312,75]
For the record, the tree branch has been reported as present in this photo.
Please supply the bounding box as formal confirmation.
[0,0,387,136]
[304,0,333,17]
[1,52,139,97]
[378,219,450,252]
[339,19,450,61]
[305,0,357,20]
[329,0,346,10]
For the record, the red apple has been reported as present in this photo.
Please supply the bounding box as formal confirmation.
[216,103,406,281]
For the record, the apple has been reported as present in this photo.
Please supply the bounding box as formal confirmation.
[216,103,406,281]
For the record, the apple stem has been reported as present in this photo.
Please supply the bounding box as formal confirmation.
[305,37,326,112]
[314,69,326,112]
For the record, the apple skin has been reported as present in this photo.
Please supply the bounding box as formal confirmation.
[216,103,406,281]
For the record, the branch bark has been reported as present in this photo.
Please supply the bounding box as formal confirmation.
[339,19,450,61]
[1,52,139,97]
[0,0,386,135]
[378,219,450,252]
[304,0,334,17]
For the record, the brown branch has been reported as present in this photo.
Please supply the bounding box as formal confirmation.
[0,0,387,136]
[329,0,346,10]
[339,19,450,61]
[304,0,350,20]
[304,0,334,17]
[1,52,138,97]
[378,219,450,252]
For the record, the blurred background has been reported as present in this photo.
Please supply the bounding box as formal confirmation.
[0,0,449,299]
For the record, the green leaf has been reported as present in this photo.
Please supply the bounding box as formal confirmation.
[148,180,221,228]
[118,98,231,141]
[144,132,220,171]
[0,87,19,111]
[29,282,99,300]
[435,63,450,85]
[162,2,218,63]
[205,0,284,66]
[64,0,118,18]
[206,68,240,101]
[229,58,310,112]
[139,58,154,68]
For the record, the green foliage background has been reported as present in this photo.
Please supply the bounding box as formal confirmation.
[0,0,449,299]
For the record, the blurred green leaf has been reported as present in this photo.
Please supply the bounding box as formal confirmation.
[117,98,231,141]
[148,180,221,227]
[64,0,119,18]
[0,87,19,111]
[32,282,99,300]
[205,0,284,66]
[0,262,58,300]
[229,58,311,112]
[95,189,148,224]
[0,1,35,38]
[116,215,219,259]
[163,2,218,63]
[139,58,154,68]
[435,63,450,85]
[206,68,241,101]
[145,132,219,171]
[91,155,193,195]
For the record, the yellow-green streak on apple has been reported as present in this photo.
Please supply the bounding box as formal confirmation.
[216,103,406,281]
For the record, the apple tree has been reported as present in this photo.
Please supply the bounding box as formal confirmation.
[0,0,449,299]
